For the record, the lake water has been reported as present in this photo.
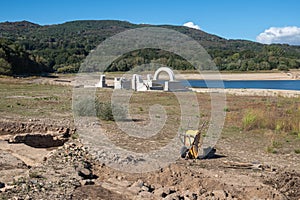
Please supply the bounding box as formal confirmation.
[186,80,300,91]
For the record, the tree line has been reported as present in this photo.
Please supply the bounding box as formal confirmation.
[0,38,51,75]
[0,20,300,75]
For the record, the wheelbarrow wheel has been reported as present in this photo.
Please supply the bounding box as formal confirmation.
[180,146,189,158]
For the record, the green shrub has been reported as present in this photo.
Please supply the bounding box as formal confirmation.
[294,149,300,154]
[272,140,282,148]
[266,146,277,154]
[71,132,79,140]
[266,139,282,154]
[73,97,96,117]
[96,101,127,121]
[242,110,259,130]
[29,171,43,179]
[73,98,127,121]
[57,65,79,73]
[223,107,230,112]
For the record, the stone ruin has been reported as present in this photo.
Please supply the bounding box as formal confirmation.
[95,67,188,92]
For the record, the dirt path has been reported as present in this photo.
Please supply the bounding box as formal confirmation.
[0,141,51,167]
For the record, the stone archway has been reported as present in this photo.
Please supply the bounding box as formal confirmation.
[153,67,175,81]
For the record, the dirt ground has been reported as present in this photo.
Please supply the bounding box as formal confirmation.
[0,75,300,200]
[1,119,299,200]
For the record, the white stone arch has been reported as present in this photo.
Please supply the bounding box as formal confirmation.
[153,67,175,81]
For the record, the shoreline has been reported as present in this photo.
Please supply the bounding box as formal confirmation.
[182,72,300,97]
[2,72,300,97]
[179,71,300,81]
[191,88,300,98]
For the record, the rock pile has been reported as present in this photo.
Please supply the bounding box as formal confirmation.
[0,140,95,199]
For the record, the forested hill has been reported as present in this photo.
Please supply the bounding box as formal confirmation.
[0,20,300,75]
[0,38,51,75]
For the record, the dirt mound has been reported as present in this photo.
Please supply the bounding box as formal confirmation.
[89,159,287,200]
[72,185,128,200]
[264,170,300,199]
[0,120,75,136]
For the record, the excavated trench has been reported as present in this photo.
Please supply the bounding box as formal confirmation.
[8,133,68,148]
[0,121,75,169]
[0,121,75,148]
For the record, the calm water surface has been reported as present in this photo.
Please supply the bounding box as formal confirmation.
[186,80,300,91]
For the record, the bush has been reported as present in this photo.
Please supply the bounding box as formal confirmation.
[73,96,96,117]
[223,107,230,112]
[57,65,79,73]
[278,64,289,71]
[266,146,277,154]
[29,171,44,179]
[96,102,127,121]
[74,97,127,121]
[242,110,260,130]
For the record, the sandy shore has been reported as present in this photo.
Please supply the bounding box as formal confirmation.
[178,71,300,97]
[180,71,300,80]
[191,88,300,98]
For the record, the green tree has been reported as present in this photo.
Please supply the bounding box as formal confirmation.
[213,57,223,67]
[258,61,271,70]
[0,58,12,75]
[230,53,240,61]
[247,60,257,71]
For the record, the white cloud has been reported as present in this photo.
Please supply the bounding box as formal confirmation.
[183,22,200,30]
[256,26,300,45]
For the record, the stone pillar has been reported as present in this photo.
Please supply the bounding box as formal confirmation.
[114,77,121,89]
[164,81,169,91]
[146,74,153,88]
[96,75,106,87]
[132,74,137,91]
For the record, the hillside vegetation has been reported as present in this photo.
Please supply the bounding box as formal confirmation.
[0,20,300,75]
[0,38,50,75]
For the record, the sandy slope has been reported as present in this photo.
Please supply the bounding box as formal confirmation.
[179,71,300,80]
[192,88,300,98]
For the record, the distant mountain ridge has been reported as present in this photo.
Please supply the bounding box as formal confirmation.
[0,20,300,75]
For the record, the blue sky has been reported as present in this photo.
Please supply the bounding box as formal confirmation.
[1,0,300,44]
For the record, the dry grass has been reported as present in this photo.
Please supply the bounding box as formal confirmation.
[0,77,299,155]
[0,80,72,119]
[240,98,300,133]
[220,94,300,134]
[1,78,299,136]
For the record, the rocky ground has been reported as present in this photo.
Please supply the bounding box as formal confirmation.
[0,75,300,199]
[0,120,299,200]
